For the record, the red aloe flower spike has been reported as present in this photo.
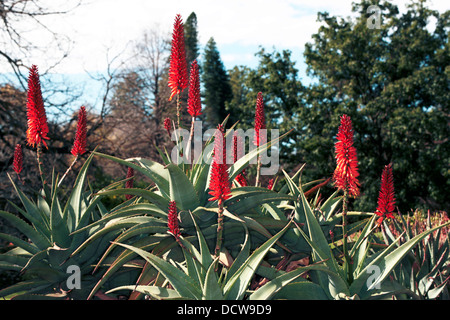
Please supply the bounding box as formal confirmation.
[26,65,49,148]
[164,117,172,136]
[168,200,180,238]
[208,124,231,204]
[253,92,266,147]
[125,167,135,200]
[267,178,274,190]
[13,144,23,175]
[168,14,188,102]
[333,114,360,198]
[232,131,247,187]
[187,60,202,117]
[71,106,87,157]
[375,163,396,225]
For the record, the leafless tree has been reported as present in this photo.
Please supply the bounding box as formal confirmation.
[0,0,82,87]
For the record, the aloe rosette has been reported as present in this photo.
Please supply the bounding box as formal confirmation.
[0,153,140,299]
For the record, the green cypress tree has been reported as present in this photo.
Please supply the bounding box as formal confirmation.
[202,37,233,127]
[184,12,200,71]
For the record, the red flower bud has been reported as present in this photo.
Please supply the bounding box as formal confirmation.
[13,144,23,175]
[168,14,188,101]
[209,125,231,204]
[168,200,180,238]
[375,163,396,225]
[187,60,202,117]
[26,65,49,148]
[71,106,87,157]
[333,114,360,197]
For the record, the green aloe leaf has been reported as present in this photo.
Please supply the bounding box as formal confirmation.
[228,130,292,181]
[270,281,330,300]
[0,210,51,251]
[113,242,202,300]
[223,220,292,300]
[350,219,450,298]
[249,264,336,300]
[96,188,170,212]
[299,187,344,279]
[73,202,167,235]
[0,279,52,299]
[63,151,95,232]
[224,188,294,215]
[50,189,71,248]
[349,215,376,275]
[87,235,171,299]
[166,163,200,211]
[7,174,50,238]
[94,152,170,198]
[224,224,250,284]
[202,258,223,300]
[106,285,182,300]
[0,233,39,255]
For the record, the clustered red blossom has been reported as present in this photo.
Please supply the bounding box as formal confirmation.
[13,144,23,175]
[167,200,180,238]
[187,60,202,118]
[125,167,135,200]
[168,14,188,101]
[26,65,49,148]
[267,178,274,190]
[375,163,396,225]
[333,114,360,197]
[164,117,172,136]
[208,124,231,204]
[253,92,266,147]
[71,106,87,157]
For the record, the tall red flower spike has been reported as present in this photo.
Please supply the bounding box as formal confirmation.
[267,178,274,190]
[164,117,172,136]
[125,167,134,200]
[26,65,49,148]
[168,14,188,101]
[375,163,396,225]
[71,106,87,157]
[209,124,231,204]
[253,92,266,147]
[333,114,360,197]
[168,200,180,238]
[187,60,202,117]
[13,144,23,175]
[232,131,247,187]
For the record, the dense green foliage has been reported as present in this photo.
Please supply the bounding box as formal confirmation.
[228,0,449,213]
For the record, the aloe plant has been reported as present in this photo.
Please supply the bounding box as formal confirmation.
[67,121,349,299]
[105,212,334,300]
[0,152,139,299]
[281,176,450,300]
[378,211,450,299]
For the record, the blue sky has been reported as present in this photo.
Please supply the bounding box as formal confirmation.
[1,0,448,112]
